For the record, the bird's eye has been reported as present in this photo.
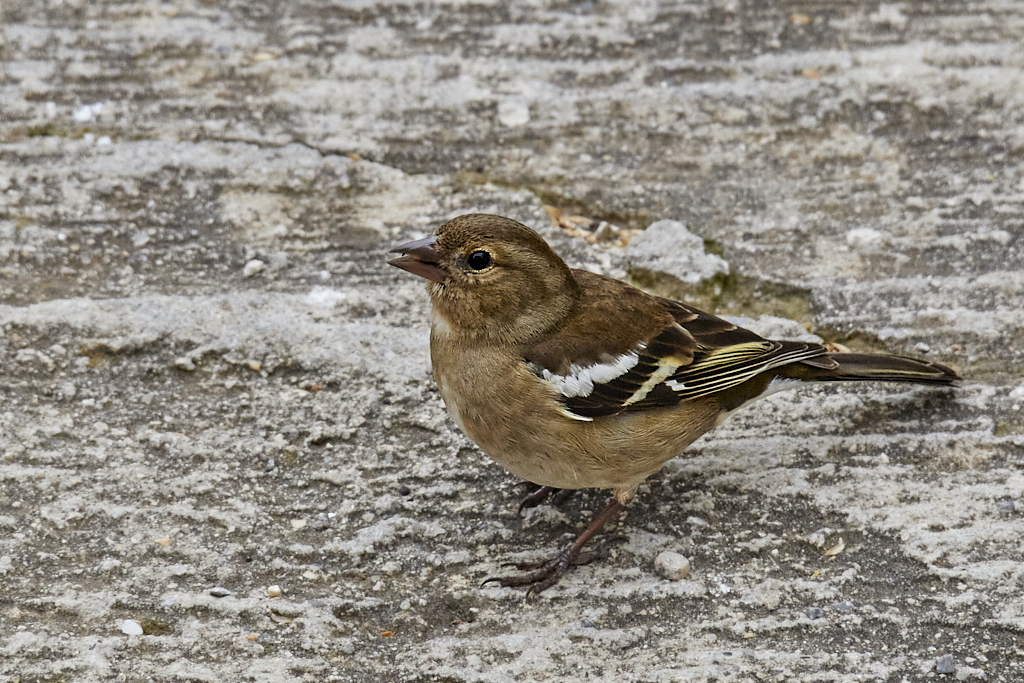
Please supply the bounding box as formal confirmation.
[466,250,492,270]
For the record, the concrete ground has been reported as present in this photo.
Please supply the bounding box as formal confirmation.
[1,1,1022,681]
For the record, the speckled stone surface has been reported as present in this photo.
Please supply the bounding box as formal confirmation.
[1,2,1022,681]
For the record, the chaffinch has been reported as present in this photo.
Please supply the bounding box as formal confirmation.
[389,214,960,593]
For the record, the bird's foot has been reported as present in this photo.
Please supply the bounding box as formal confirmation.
[516,485,575,515]
[482,536,624,595]
[484,497,626,595]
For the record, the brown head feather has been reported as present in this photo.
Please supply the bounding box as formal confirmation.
[427,214,581,344]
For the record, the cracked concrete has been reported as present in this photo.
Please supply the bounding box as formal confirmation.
[1,1,1023,681]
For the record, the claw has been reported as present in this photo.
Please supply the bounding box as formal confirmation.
[549,488,575,508]
[480,498,626,594]
[517,486,562,515]
[571,535,626,565]
[516,485,577,515]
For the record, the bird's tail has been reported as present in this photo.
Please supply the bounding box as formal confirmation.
[792,353,960,386]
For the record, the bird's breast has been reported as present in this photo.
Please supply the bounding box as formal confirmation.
[429,332,720,493]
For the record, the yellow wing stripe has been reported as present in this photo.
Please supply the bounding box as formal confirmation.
[622,354,690,406]
[688,342,773,370]
[669,345,824,401]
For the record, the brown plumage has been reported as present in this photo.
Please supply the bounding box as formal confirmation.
[389,213,960,593]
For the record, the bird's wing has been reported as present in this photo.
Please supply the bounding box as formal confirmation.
[526,293,830,420]
[527,322,697,420]
[655,300,832,403]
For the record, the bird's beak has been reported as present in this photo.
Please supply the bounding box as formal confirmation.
[388,235,446,283]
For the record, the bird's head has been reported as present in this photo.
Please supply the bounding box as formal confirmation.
[389,214,580,343]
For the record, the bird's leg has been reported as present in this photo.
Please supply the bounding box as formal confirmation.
[483,498,625,594]
[516,485,576,515]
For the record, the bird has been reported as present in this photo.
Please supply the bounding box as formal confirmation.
[388,213,960,594]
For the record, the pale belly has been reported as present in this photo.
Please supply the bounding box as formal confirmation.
[430,336,719,493]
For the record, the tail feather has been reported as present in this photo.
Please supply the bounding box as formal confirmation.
[789,353,960,386]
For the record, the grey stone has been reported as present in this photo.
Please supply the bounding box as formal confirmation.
[119,619,144,636]
[243,259,266,277]
[624,220,729,285]
[654,551,691,581]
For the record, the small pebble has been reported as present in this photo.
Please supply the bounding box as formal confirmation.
[833,600,854,613]
[119,619,144,636]
[209,586,231,597]
[935,654,956,674]
[97,559,121,572]
[267,585,282,598]
[805,607,824,620]
[265,458,275,472]
[243,259,266,277]
[654,551,691,581]
[996,499,1015,513]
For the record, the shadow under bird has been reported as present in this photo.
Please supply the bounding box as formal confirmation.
[389,214,960,594]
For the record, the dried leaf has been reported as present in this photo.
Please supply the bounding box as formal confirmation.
[825,538,846,556]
